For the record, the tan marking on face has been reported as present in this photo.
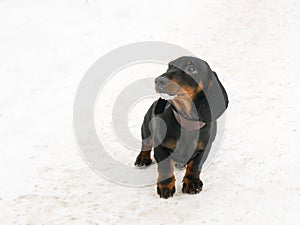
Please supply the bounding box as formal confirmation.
[160,78,182,94]
[186,60,191,65]
[195,81,204,95]
[160,77,204,117]
[178,81,204,99]
[180,84,195,98]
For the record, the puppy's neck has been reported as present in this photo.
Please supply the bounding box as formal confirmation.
[172,109,206,130]
[170,91,206,121]
[171,97,198,120]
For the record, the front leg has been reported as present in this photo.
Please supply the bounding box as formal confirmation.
[134,142,152,167]
[154,146,175,199]
[135,107,153,168]
[182,152,203,194]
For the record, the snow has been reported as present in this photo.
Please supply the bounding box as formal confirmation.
[0,0,300,224]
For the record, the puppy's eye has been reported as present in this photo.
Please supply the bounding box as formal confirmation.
[185,65,198,74]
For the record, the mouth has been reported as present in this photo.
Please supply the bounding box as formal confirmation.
[158,92,178,100]
[155,82,193,100]
[155,85,178,100]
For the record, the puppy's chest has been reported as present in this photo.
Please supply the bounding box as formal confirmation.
[161,131,206,152]
[158,129,206,164]
[151,107,209,152]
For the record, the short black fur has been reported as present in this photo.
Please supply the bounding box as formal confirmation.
[134,56,229,198]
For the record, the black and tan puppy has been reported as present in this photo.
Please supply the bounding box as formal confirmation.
[134,56,228,198]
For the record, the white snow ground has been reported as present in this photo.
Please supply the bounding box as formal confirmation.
[0,0,300,224]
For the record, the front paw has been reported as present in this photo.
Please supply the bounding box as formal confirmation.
[182,176,203,194]
[134,152,152,167]
[157,176,175,199]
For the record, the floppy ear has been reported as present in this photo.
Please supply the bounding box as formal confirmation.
[198,72,229,122]
[154,98,168,115]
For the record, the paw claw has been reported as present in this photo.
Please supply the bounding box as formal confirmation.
[134,155,152,167]
[157,176,176,199]
[158,186,175,199]
[182,177,203,194]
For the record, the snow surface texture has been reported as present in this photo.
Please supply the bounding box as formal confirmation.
[0,0,300,224]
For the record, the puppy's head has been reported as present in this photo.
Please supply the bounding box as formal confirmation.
[155,56,228,122]
[155,56,210,100]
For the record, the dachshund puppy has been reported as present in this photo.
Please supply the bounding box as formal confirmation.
[134,56,229,198]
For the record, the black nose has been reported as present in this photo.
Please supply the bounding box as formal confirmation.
[155,76,169,89]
